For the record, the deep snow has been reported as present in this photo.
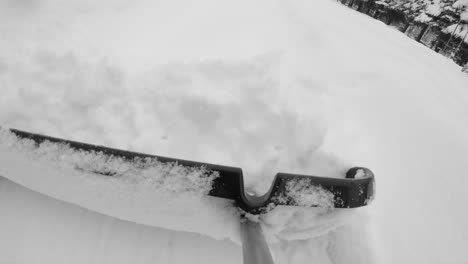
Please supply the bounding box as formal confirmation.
[1,0,468,263]
[0,177,242,264]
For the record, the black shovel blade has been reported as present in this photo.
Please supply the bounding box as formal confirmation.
[210,168,375,214]
[8,129,375,214]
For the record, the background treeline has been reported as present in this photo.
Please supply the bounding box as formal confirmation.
[339,0,468,66]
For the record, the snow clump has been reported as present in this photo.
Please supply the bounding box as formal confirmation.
[274,178,336,209]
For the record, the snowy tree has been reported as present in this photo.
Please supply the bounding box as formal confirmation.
[442,0,468,44]
[370,0,468,43]
[453,0,468,21]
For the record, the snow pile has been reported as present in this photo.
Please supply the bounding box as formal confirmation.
[0,5,349,193]
[273,179,336,208]
[0,0,357,255]
[354,168,368,178]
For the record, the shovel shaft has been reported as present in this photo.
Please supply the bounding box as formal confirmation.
[240,220,275,264]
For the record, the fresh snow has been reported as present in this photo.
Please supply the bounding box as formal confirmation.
[0,177,242,264]
[1,0,468,263]
[272,178,337,208]
[0,128,241,242]
[415,12,433,23]
[426,3,443,17]
[444,23,468,41]
[0,129,218,196]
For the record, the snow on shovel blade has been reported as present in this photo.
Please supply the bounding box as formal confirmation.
[9,129,375,214]
[211,168,375,214]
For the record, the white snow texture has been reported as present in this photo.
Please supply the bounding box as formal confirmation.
[1,0,468,263]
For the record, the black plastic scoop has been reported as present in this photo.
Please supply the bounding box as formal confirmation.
[9,129,375,214]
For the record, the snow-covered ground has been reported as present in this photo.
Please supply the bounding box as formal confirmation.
[0,176,242,264]
[1,0,468,263]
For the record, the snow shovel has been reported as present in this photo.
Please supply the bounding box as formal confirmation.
[8,128,375,264]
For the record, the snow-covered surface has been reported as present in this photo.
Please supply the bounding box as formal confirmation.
[0,177,242,264]
[0,0,349,195]
[272,178,337,208]
[1,0,468,263]
[454,0,468,21]
[0,130,218,196]
[426,3,443,17]
[415,12,433,23]
[0,129,242,242]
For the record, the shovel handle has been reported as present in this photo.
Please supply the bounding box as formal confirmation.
[240,220,275,264]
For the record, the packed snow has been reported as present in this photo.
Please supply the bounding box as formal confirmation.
[272,178,337,208]
[1,0,468,263]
